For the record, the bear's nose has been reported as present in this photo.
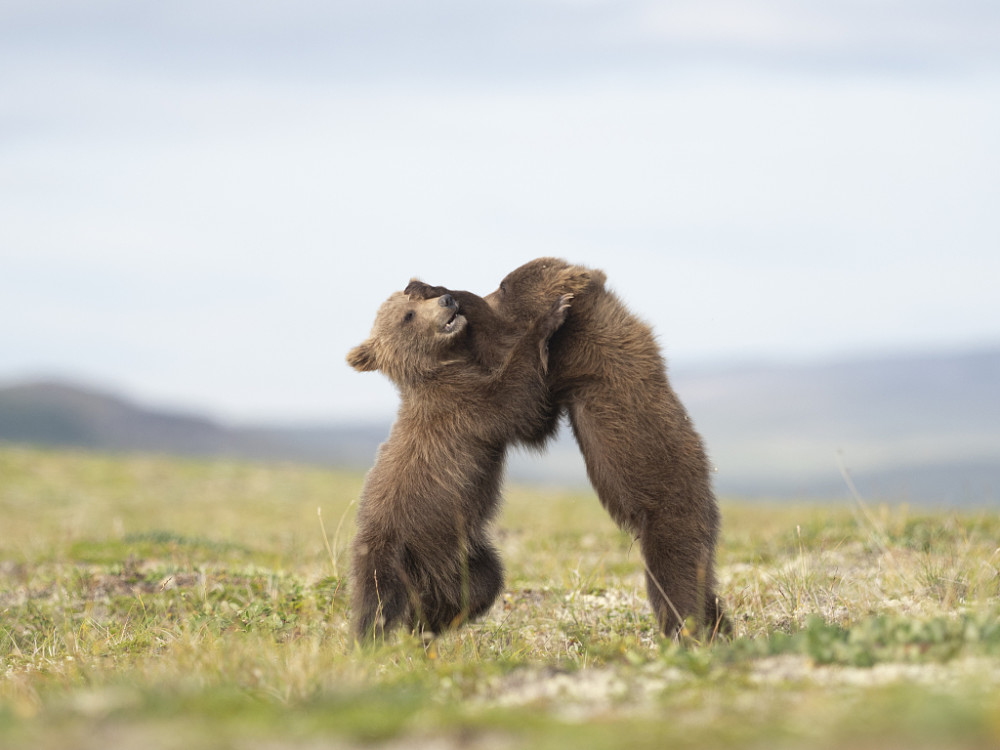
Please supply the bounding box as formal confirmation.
[438,294,455,308]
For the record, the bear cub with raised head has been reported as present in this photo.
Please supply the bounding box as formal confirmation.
[347,285,573,641]
[406,259,727,637]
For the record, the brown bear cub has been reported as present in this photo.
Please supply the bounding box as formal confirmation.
[406,259,728,637]
[346,283,579,641]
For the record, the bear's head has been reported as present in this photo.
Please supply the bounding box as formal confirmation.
[348,289,468,387]
[484,257,604,326]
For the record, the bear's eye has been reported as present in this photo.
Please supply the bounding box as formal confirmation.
[403,311,415,323]
[499,281,508,296]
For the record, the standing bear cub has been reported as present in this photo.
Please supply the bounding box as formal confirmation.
[406,258,728,637]
[347,285,576,641]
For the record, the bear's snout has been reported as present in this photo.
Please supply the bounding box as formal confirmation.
[438,294,456,309]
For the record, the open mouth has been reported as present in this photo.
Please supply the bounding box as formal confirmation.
[440,311,465,334]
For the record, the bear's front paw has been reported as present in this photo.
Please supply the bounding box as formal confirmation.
[536,293,572,338]
[535,294,573,373]
[404,279,441,299]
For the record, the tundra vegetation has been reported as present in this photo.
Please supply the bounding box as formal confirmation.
[1,445,998,749]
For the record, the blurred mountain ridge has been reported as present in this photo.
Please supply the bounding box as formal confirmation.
[1,344,998,506]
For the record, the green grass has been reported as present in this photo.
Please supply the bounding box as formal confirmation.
[1,445,999,749]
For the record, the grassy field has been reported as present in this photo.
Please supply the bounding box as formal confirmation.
[1,445,998,749]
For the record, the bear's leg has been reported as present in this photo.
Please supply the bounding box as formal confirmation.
[465,539,505,620]
[351,544,412,642]
[639,514,724,637]
[416,540,504,632]
[640,533,699,635]
[531,294,573,372]
[568,398,727,637]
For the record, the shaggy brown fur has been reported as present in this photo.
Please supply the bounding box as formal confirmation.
[406,259,727,636]
[346,284,580,641]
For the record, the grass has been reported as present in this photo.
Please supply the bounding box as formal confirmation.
[1,444,998,749]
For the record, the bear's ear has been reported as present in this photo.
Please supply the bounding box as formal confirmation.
[347,341,378,372]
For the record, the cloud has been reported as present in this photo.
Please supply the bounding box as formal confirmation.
[631,1,1000,68]
[2,0,999,418]
[2,0,999,85]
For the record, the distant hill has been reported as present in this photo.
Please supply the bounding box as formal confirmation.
[2,345,998,506]
[0,381,387,468]
[673,347,1000,505]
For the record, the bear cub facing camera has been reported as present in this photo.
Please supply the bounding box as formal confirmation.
[347,287,573,641]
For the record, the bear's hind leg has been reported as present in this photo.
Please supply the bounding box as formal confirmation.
[351,544,412,642]
[416,540,504,633]
[466,539,504,620]
[639,516,719,637]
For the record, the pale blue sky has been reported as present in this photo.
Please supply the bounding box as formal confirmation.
[2,1,998,421]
